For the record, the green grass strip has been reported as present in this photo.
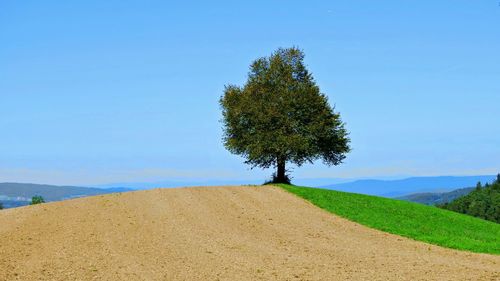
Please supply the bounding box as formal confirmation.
[277,184,500,255]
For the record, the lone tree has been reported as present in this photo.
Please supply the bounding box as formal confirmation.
[220,47,350,183]
[30,195,45,205]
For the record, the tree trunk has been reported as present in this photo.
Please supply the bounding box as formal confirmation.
[276,157,286,183]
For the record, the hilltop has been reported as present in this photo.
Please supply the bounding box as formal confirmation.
[0,185,498,280]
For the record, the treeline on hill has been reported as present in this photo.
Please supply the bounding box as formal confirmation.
[439,174,500,223]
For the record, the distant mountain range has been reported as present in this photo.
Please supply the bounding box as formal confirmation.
[321,175,496,197]
[2,175,497,209]
[0,183,133,209]
[96,178,352,190]
[396,187,475,205]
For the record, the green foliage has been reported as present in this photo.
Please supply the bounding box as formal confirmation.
[0,202,3,210]
[439,177,500,223]
[278,184,500,254]
[476,181,482,191]
[30,195,45,205]
[220,47,350,183]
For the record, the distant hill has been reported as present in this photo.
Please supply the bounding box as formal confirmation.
[321,175,497,197]
[0,183,133,209]
[0,200,28,209]
[440,176,500,223]
[397,187,474,205]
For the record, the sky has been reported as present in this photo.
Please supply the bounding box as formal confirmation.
[1,0,499,186]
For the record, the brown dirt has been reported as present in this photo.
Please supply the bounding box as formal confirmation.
[0,185,498,281]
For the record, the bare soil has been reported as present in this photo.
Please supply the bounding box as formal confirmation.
[0,186,498,280]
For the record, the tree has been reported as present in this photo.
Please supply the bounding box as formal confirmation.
[220,47,351,183]
[440,179,500,223]
[0,202,3,210]
[30,196,45,205]
[476,181,482,191]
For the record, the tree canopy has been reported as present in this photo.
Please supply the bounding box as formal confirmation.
[30,196,45,205]
[439,174,500,223]
[220,47,350,183]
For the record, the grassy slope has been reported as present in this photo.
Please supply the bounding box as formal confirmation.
[278,184,500,255]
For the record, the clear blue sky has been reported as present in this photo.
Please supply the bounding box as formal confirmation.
[1,1,499,186]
